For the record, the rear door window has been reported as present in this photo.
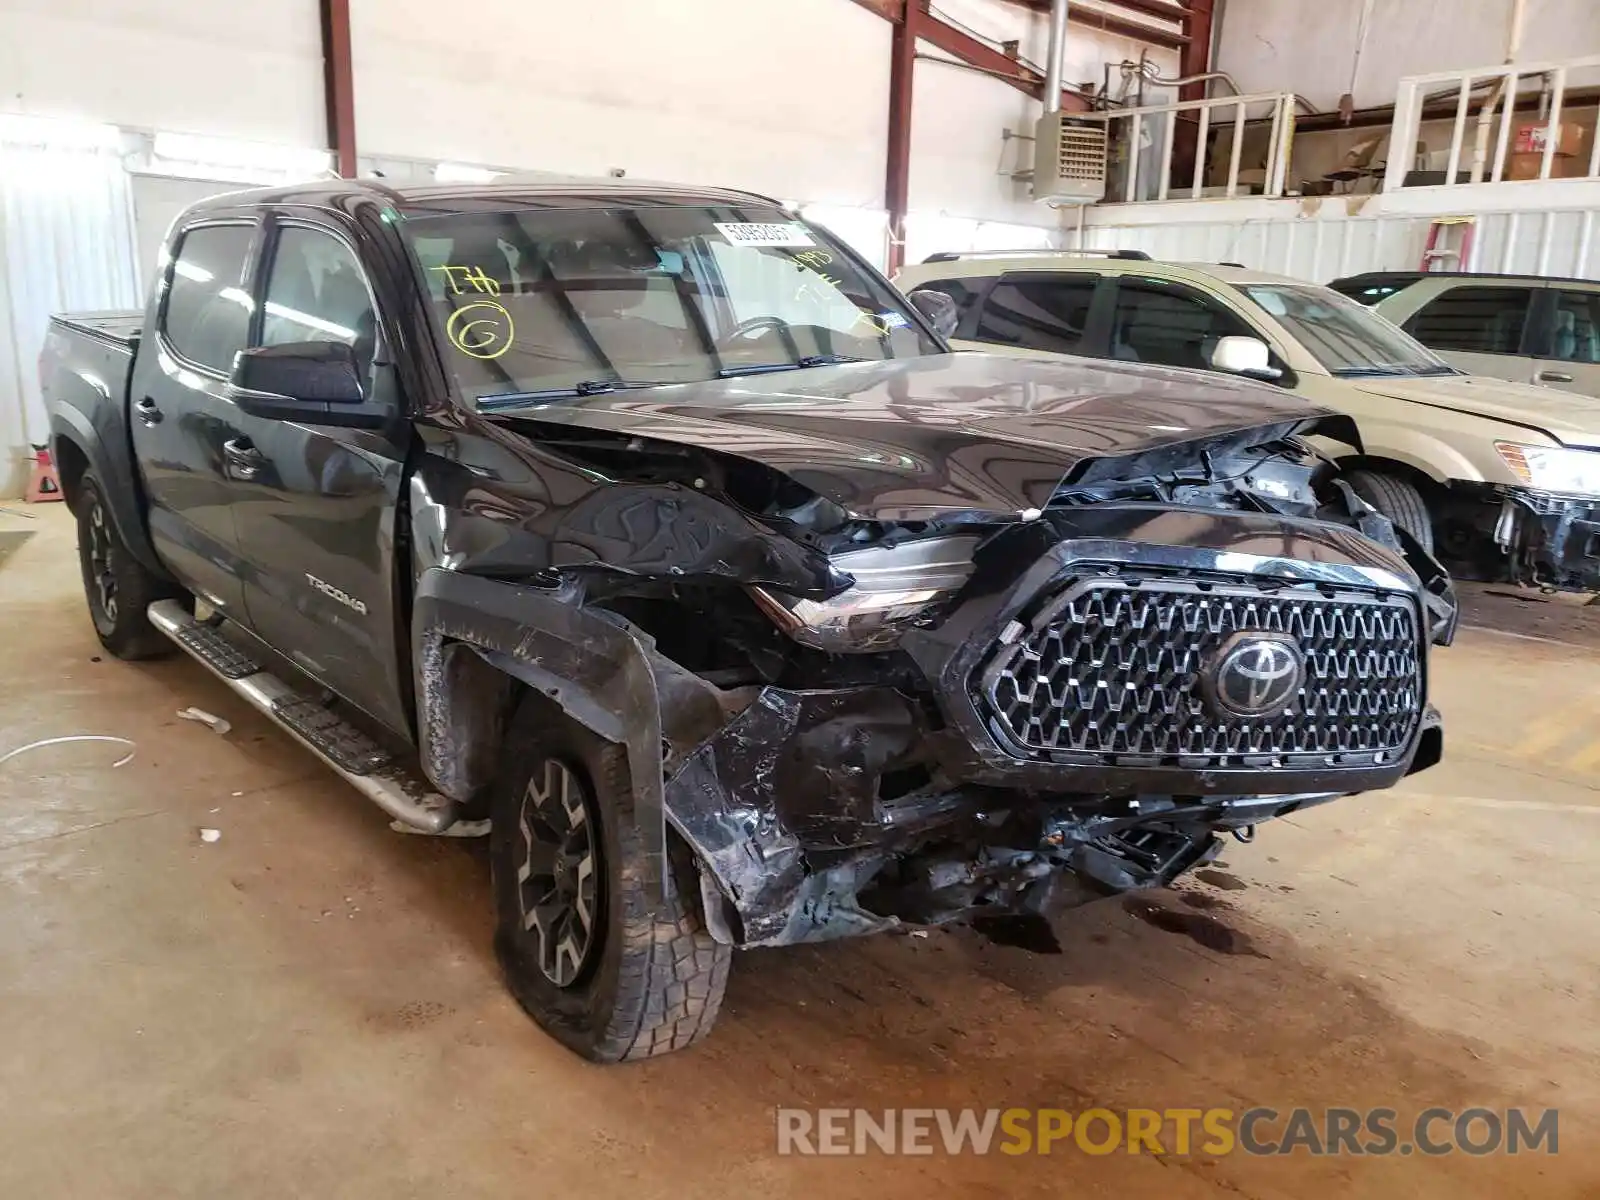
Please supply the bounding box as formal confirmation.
[162,223,257,373]
[974,274,1099,353]
[1404,285,1536,355]
[1548,289,1600,363]
[1109,277,1256,370]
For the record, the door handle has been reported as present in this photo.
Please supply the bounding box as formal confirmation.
[1538,370,1575,383]
[134,396,163,425]
[222,437,265,480]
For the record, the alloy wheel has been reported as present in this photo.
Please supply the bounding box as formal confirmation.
[87,500,118,623]
[516,759,601,988]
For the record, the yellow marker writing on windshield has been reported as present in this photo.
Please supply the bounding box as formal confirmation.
[432,264,501,296]
[446,301,515,360]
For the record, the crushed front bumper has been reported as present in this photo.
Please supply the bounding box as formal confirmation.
[663,505,1445,948]
[1495,488,1600,591]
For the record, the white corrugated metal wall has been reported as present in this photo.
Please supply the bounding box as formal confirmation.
[1079,208,1600,282]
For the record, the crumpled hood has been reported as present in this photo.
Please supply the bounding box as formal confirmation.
[1348,372,1600,449]
[499,353,1331,520]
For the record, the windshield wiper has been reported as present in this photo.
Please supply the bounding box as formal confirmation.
[477,380,668,410]
[718,353,868,378]
[1335,363,1460,379]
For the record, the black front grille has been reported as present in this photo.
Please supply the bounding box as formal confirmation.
[977,573,1422,766]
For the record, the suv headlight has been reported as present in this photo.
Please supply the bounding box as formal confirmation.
[1495,442,1600,497]
[751,536,977,652]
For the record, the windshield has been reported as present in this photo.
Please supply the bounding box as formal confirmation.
[1245,283,1457,377]
[400,205,939,406]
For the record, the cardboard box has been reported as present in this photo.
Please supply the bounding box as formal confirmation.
[1513,121,1585,157]
[1508,151,1587,181]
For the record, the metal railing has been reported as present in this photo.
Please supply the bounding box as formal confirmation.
[1383,54,1600,192]
[1089,92,1299,202]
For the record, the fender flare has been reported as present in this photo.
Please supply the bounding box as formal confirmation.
[48,403,171,580]
[412,568,666,900]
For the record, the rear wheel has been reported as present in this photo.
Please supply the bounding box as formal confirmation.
[75,473,184,659]
[489,697,730,1062]
[1346,469,1436,554]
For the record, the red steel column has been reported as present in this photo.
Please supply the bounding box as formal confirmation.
[321,0,358,178]
[885,2,918,274]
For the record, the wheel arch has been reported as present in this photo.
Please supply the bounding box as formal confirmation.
[412,568,669,903]
[48,407,172,581]
[1335,454,1447,494]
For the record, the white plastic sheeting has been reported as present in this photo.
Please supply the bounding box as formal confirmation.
[0,116,142,496]
[1079,208,1600,284]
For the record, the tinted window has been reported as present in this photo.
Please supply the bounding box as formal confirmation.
[163,224,256,372]
[974,276,1097,353]
[1110,279,1254,370]
[1550,290,1600,364]
[262,227,377,376]
[1405,286,1535,355]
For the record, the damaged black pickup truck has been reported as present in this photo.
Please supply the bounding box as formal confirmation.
[45,180,1454,1062]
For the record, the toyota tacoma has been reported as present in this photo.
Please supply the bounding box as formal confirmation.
[45,180,1452,1062]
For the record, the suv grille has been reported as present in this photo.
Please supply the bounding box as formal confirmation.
[978,574,1422,766]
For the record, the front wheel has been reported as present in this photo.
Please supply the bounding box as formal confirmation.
[1345,469,1436,554]
[75,472,184,659]
[489,697,730,1062]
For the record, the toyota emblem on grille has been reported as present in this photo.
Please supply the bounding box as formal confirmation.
[1205,632,1305,719]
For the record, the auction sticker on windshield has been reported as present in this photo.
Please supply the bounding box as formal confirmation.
[713,222,815,248]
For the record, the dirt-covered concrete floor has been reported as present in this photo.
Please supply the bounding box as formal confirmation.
[1,504,1596,1198]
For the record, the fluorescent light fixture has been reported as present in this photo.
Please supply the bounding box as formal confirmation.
[0,114,120,150]
[434,162,502,183]
[152,131,330,178]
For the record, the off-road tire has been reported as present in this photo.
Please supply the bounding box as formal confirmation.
[1346,469,1436,554]
[489,697,731,1062]
[75,472,184,660]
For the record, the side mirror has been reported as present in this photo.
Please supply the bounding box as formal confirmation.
[235,341,364,403]
[907,288,960,338]
[1211,335,1283,381]
[230,342,387,428]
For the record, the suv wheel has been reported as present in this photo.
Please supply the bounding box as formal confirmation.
[75,472,186,659]
[1346,470,1436,554]
[489,697,731,1062]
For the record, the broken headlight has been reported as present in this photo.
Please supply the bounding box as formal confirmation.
[751,536,977,652]
[1496,441,1600,497]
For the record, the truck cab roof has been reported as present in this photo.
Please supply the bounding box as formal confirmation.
[179,177,789,219]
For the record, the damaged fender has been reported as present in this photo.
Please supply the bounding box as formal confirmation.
[413,568,670,898]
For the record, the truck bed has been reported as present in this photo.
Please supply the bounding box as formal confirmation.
[50,311,144,352]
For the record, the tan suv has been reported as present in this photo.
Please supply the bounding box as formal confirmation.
[896,251,1600,590]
